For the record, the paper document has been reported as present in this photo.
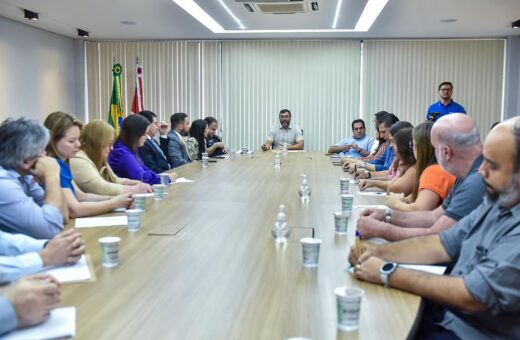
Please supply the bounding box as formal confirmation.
[288,150,307,153]
[400,264,446,275]
[75,215,127,228]
[358,191,387,196]
[39,255,92,283]
[173,177,195,184]
[0,307,76,340]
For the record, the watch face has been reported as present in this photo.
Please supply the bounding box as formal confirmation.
[382,263,395,272]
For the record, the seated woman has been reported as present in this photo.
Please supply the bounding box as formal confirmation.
[187,119,208,161]
[44,112,132,219]
[109,115,177,185]
[386,122,456,211]
[358,127,417,195]
[70,120,153,196]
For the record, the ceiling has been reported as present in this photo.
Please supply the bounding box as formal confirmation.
[0,0,519,40]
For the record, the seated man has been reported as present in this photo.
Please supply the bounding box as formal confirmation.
[328,119,374,158]
[138,110,170,173]
[0,274,61,336]
[0,118,67,239]
[163,113,191,168]
[204,116,227,157]
[261,109,304,151]
[0,228,84,283]
[353,114,401,178]
[348,117,520,339]
[356,114,485,241]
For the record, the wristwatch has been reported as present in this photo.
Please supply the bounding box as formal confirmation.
[385,207,392,223]
[380,262,398,287]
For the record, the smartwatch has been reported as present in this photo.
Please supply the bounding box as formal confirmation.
[380,262,398,287]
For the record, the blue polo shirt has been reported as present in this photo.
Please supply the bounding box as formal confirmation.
[426,100,466,121]
[368,146,394,171]
[335,135,374,158]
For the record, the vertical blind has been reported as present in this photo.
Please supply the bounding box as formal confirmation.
[221,40,361,151]
[362,40,504,138]
[86,39,504,149]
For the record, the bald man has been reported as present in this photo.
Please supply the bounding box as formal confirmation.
[356,114,485,241]
[348,117,520,339]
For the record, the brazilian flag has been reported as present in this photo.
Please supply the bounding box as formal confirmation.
[108,63,125,134]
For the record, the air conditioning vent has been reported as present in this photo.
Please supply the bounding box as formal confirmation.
[236,0,318,14]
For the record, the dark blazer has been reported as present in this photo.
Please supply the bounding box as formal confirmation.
[138,138,170,174]
[163,131,191,168]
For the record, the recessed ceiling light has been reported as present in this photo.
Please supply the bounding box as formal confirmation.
[173,0,387,34]
[218,0,245,29]
[332,0,343,29]
[24,9,38,21]
[440,18,457,23]
[121,21,137,25]
[512,19,520,29]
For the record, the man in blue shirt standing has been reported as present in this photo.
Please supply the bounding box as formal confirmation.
[426,81,466,122]
[328,119,374,158]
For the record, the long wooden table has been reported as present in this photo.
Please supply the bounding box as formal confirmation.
[61,151,420,339]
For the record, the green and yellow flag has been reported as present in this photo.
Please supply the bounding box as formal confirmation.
[108,63,125,134]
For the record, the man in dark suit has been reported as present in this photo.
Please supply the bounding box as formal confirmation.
[163,113,191,168]
[138,110,171,173]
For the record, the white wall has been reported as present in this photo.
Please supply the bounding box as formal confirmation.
[0,16,85,122]
[504,36,520,120]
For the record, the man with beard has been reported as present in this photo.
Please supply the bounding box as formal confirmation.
[348,117,520,338]
[261,109,304,151]
[164,113,192,168]
[356,114,485,241]
[426,81,466,122]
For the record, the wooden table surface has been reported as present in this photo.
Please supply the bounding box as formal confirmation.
[61,151,420,340]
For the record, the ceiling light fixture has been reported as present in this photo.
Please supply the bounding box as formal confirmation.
[77,29,89,37]
[172,0,224,33]
[173,0,387,34]
[218,0,245,29]
[513,19,520,29]
[23,9,38,21]
[355,0,389,32]
[332,0,343,29]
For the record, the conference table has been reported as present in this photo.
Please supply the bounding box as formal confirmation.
[61,151,421,340]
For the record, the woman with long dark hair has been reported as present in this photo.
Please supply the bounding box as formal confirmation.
[386,122,456,211]
[109,115,177,185]
[187,119,208,161]
[358,127,417,195]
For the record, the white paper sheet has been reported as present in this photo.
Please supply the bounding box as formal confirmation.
[400,264,447,275]
[75,215,127,228]
[287,150,307,153]
[172,177,195,184]
[0,307,76,340]
[38,255,91,283]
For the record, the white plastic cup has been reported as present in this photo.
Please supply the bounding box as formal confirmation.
[229,150,236,160]
[132,194,147,210]
[340,177,349,194]
[152,184,166,200]
[334,211,349,234]
[335,286,364,331]
[125,209,143,232]
[159,173,170,186]
[300,238,322,267]
[202,152,209,168]
[99,237,121,268]
[341,194,354,214]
